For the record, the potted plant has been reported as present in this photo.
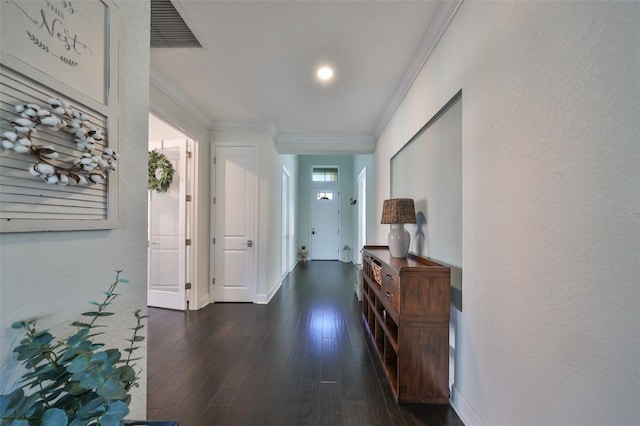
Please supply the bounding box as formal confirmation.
[0,271,146,426]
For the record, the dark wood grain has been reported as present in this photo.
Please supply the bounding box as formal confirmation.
[147,260,464,426]
[362,247,451,404]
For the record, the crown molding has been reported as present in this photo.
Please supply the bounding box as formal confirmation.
[149,68,213,128]
[373,0,463,138]
[275,134,375,155]
[211,121,278,140]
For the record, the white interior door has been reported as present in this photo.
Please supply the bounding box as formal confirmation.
[148,139,187,310]
[214,146,257,302]
[310,187,340,260]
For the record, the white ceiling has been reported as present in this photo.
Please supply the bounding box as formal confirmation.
[150,0,454,154]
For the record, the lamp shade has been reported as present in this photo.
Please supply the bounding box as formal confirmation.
[381,198,416,224]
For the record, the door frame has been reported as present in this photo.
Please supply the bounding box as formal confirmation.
[147,138,188,310]
[147,112,197,310]
[210,144,259,303]
[309,185,341,260]
[281,166,292,277]
[357,167,367,264]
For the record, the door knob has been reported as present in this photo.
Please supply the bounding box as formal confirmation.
[246,240,253,247]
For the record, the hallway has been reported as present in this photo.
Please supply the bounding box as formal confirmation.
[147,261,463,425]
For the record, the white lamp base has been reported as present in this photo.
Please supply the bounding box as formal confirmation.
[388,224,410,258]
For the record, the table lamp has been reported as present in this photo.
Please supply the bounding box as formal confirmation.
[380,198,416,258]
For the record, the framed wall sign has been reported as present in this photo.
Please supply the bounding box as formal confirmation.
[0,0,119,233]
[0,0,113,106]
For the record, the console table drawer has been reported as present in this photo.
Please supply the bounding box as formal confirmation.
[381,271,400,314]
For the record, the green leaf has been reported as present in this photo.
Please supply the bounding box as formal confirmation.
[89,342,106,351]
[0,388,24,416]
[68,356,90,373]
[118,278,130,283]
[81,312,115,317]
[33,331,54,345]
[8,420,29,426]
[117,365,136,382]
[41,408,68,426]
[0,389,42,420]
[100,400,129,426]
[66,381,87,395]
[76,395,106,420]
[97,378,127,400]
[42,387,66,403]
[11,321,27,329]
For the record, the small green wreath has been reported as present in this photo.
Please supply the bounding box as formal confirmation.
[148,150,175,193]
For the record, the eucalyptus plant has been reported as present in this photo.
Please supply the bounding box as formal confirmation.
[0,271,146,426]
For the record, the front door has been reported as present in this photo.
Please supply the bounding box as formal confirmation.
[214,146,257,302]
[148,139,187,310]
[310,187,340,260]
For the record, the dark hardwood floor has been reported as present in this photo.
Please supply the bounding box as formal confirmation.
[147,261,464,426]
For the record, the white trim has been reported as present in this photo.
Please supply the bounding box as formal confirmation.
[373,0,464,138]
[311,165,340,185]
[147,107,204,310]
[356,166,367,264]
[450,384,486,426]
[211,143,259,304]
[149,69,212,128]
[255,277,282,305]
[309,185,341,261]
[211,121,277,140]
[281,165,292,278]
[276,134,375,155]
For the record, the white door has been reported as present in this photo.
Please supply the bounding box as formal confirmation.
[357,168,367,264]
[148,139,187,310]
[214,146,257,302]
[310,187,340,260]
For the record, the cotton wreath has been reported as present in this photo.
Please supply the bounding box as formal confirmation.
[0,97,117,185]
[148,150,175,193]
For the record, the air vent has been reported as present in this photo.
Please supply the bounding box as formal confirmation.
[151,0,202,48]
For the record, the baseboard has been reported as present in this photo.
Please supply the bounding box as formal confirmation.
[194,293,209,310]
[255,277,282,304]
[450,384,485,426]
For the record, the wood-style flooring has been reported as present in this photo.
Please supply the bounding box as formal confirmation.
[147,261,464,426]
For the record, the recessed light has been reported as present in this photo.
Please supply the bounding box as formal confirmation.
[317,66,334,81]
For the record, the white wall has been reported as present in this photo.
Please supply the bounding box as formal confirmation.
[0,0,150,419]
[260,133,298,302]
[150,83,211,310]
[374,2,639,425]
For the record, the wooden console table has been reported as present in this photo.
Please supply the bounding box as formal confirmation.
[361,245,450,403]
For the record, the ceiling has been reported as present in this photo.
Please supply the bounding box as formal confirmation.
[150,0,456,154]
